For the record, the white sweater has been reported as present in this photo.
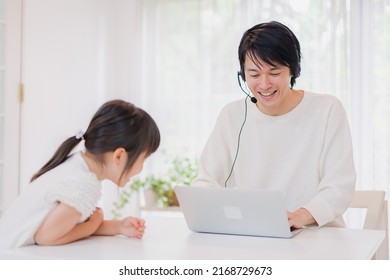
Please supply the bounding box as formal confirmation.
[192,92,356,227]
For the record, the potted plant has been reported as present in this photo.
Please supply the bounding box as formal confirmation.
[111,155,198,219]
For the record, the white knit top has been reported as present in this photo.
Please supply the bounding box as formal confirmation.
[0,152,101,250]
[192,91,356,227]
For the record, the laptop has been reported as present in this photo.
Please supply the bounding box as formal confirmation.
[174,186,302,238]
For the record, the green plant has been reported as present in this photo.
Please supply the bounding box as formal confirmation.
[112,155,198,219]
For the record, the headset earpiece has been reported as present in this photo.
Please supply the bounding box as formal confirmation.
[238,70,245,81]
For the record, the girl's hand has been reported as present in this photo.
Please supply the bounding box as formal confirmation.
[120,217,146,239]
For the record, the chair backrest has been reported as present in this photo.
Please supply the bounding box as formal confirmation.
[348,190,389,260]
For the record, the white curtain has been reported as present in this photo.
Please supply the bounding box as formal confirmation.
[135,0,390,196]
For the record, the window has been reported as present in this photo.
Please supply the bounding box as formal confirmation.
[350,0,390,191]
[138,0,390,195]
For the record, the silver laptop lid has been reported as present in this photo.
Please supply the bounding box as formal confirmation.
[175,186,299,238]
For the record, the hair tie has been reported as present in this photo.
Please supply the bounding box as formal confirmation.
[75,129,85,141]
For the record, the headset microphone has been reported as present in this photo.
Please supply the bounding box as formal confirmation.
[225,71,255,187]
[237,71,257,104]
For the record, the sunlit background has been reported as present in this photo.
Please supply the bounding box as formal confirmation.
[0,0,389,223]
[137,0,390,196]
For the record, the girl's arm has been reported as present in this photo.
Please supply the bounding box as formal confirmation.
[93,217,145,239]
[34,203,103,246]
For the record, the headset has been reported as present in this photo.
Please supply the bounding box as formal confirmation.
[224,71,255,187]
[224,22,300,187]
[237,71,257,104]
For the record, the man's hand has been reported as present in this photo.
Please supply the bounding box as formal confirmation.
[287,208,316,228]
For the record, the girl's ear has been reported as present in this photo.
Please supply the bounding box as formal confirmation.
[112,147,127,165]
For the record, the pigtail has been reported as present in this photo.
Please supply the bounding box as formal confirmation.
[30,136,82,182]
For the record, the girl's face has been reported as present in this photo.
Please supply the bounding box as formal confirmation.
[244,55,294,116]
[117,152,148,188]
[104,149,147,188]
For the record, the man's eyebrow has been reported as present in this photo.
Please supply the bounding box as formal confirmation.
[246,65,282,72]
[269,65,282,70]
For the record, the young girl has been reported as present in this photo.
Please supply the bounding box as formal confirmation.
[0,99,160,250]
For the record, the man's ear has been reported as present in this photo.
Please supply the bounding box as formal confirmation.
[112,147,127,164]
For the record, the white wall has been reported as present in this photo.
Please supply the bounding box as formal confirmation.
[19,0,142,193]
[21,0,101,188]
[5,0,145,217]
[103,0,143,103]
[2,0,22,210]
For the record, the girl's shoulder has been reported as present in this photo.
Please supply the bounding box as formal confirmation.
[45,179,101,222]
[49,152,100,192]
[43,153,102,221]
[34,152,97,183]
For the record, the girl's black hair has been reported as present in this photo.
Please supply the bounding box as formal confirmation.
[31,99,160,182]
[238,21,301,88]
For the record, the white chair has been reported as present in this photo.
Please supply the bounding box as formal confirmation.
[348,190,389,260]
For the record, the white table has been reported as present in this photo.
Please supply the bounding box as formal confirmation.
[0,215,385,260]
